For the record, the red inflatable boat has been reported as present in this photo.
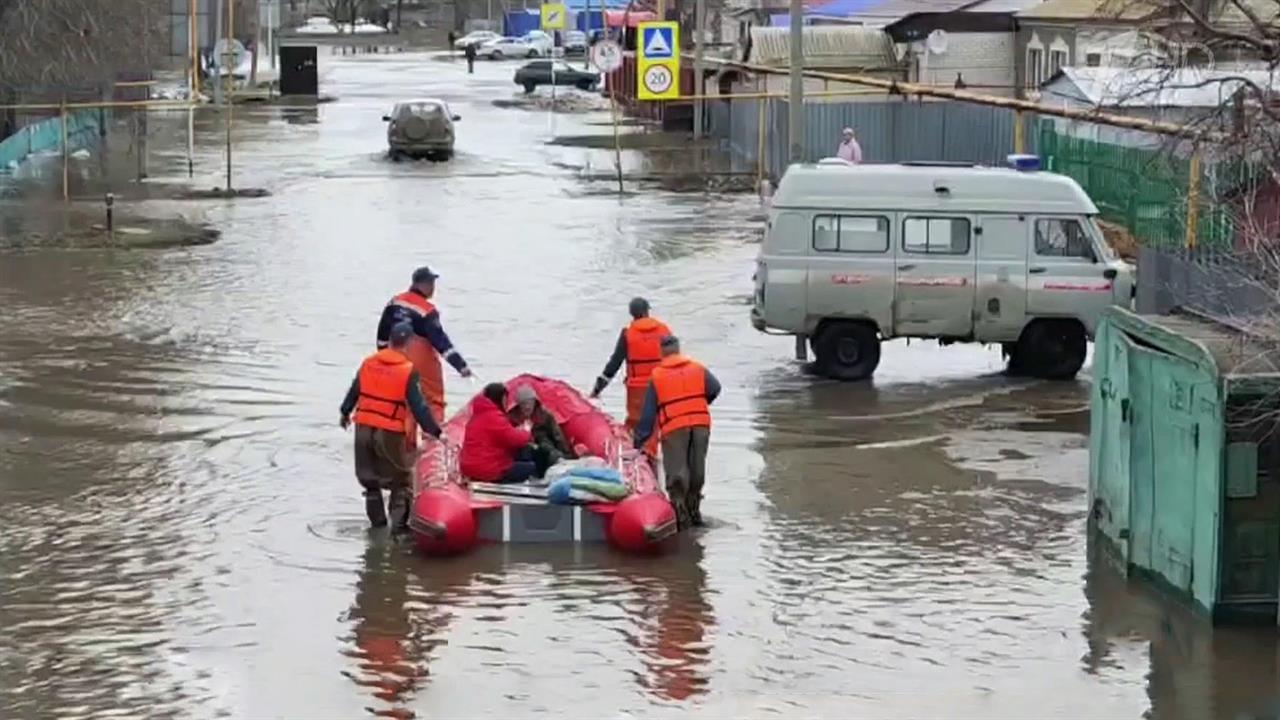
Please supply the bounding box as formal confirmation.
[408,375,678,555]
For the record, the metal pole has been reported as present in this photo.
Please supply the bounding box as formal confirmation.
[60,100,69,202]
[584,0,591,70]
[190,0,201,97]
[787,0,804,164]
[268,0,276,70]
[225,0,234,192]
[1014,109,1024,154]
[1186,148,1202,250]
[611,87,623,194]
[693,0,705,139]
[213,0,224,105]
[187,105,195,178]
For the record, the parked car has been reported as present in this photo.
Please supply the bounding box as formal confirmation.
[382,99,460,161]
[751,156,1135,381]
[521,30,554,56]
[564,30,588,55]
[454,30,499,49]
[480,35,546,59]
[513,60,600,93]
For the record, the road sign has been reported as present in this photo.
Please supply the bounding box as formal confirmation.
[589,39,623,73]
[636,21,679,101]
[540,3,566,30]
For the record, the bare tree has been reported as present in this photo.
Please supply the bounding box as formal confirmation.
[0,0,165,97]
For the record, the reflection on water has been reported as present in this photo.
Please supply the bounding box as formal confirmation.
[1,51,1278,719]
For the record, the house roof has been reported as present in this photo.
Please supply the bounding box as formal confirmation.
[1016,0,1163,21]
[1041,66,1280,107]
[884,11,1019,41]
[749,25,898,68]
[838,0,985,23]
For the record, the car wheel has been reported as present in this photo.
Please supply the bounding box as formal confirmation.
[522,82,536,94]
[527,49,538,58]
[813,321,881,381]
[389,149,402,162]
[1015,319,1086,380]
[491,50,503,59]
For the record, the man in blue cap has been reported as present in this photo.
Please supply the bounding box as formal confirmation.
[341,322,443,530]
[377,266,472,424]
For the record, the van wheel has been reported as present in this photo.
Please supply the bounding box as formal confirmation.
[813,322,880,381]
[1016,320,1086,380]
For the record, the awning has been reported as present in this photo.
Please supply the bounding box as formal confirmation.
[604,9,657,26]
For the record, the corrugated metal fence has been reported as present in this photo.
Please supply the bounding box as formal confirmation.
[707,98,1038,179]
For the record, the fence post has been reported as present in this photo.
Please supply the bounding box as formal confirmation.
[60,100,69,202]
[757,97,766,188]
[1014,110,1024,154]
[1185,148,1202,250]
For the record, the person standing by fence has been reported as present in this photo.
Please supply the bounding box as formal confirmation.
[836,127,863,164]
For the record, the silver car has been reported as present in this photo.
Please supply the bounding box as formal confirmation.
[382,99,460,161]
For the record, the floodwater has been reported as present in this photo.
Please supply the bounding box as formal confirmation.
[2,54,1278,719]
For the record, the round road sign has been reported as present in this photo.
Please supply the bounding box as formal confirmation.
[590,40,623,73]
[642,64,673,95]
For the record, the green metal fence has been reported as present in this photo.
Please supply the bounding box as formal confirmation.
[1037,121,1236,251]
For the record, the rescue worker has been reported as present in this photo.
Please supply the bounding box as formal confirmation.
[590,297,672,429]
[341,322,443,530]
[376,265,472,425]
[633,336,720,529]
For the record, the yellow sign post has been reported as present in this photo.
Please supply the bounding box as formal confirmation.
[636,21,680,101]
[540,3,567,30]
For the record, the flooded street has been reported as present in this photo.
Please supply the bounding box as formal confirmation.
[2,53,1277,719]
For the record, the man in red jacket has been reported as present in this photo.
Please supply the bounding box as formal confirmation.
[460,383,536,483]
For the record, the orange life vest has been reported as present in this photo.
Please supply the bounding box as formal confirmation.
[352,349,416,433]
[624,317,671,389]
[650,354,711,436]
[386,290,444,409]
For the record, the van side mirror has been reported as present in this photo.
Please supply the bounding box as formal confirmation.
[452,114,462,121]
[381,115,391,121]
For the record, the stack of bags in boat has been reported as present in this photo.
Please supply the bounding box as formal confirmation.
[546,457,630,505]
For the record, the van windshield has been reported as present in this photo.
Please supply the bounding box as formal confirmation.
[1086,217,1118,261]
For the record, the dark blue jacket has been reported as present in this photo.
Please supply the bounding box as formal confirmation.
[375,290,469,374]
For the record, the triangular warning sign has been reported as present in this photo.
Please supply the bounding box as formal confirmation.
[644,28,671,57]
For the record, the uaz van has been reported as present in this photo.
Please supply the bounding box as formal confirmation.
[751,157,1134,381]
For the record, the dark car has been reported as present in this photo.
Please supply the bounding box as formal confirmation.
[513,60,600,94]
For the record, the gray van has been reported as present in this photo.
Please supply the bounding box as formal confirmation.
[751,158,1135,381]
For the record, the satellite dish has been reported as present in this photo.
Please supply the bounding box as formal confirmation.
[926,29,948,55]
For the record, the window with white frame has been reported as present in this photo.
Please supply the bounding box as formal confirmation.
[1027,48,1044,89]
[1049,49,1067,75]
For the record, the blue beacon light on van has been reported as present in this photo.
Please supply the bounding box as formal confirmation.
[1007,154,1041,172]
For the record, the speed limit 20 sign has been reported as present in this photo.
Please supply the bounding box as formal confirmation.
[636,21,679,101]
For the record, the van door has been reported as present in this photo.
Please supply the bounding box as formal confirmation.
[805,212,895,333]
[973,214,1030,343]
[1026,216,1116,332]
[894,214,976,338]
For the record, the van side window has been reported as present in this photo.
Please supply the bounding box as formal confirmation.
[1035,219,1094,260]
[903,217,970,255]
[813,215,889,253]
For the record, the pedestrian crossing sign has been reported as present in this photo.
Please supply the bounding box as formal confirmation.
[640,24,675,59]
[636,21,680,101]
[540,2,566,30]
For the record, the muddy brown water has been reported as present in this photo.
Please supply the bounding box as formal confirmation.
[1,54,1277,719]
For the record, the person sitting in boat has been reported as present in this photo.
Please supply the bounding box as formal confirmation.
[507,385,576,472]
[460,383,537,484]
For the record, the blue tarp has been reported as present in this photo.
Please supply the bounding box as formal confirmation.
[576,10,605,31]
[0,110,105,174]
[504,9,540,37]
[770,0,886,24]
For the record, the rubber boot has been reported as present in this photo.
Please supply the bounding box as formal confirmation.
[365,488,388,528]
[386,486,410,533]
[689,494,705,528]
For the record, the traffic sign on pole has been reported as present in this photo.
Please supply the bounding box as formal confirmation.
[636,21,680,101]
[590,39,624,73]
[540,2,566,30]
